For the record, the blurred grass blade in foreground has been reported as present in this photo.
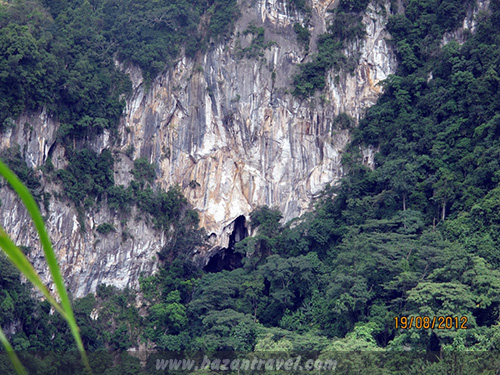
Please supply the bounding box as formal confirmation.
[0,159,90,372]
[0,326,27,375]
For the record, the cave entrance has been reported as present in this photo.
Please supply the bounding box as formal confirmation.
[203,215,247,273]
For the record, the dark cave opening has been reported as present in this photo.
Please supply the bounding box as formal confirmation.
[203,215,248,273]
[228,215,248,251]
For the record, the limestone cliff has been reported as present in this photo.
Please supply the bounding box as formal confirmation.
[0,0,397,296]
[119,0,397,258]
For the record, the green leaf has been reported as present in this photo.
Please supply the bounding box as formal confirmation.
[0,159,90,371]
[0,326,27,375]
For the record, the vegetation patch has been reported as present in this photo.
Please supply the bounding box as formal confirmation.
[57,150,198,235]
[0,145,42,202]
[293,22,310,51]
[292,3,368,98]
[235,25,276,59]
[4,0,500,368]
[96,223,115,234]
[286,0,311,14]
[131,158,156,186]
[57,148,114,209]
[0,0,239,137]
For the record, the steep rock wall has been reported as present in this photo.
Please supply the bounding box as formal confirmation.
[119,0,396,254]
[0,113,163,296]
[0,0,396,296]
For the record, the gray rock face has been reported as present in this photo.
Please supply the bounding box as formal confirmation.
[119,0,396,250]
[441,0,490,45]
[0,0,396,296]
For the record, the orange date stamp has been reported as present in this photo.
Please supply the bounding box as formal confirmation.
[394,316,468,330]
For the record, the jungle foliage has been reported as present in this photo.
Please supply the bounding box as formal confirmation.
[0,145,42,202]
[292,0,369,97]
[0,0,238,136]
[111,0,500,360]
[235,25,276,59]
[3,0,500,373]
[54,148,197,234]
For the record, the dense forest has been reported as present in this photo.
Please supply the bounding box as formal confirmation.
[2,0,500,373]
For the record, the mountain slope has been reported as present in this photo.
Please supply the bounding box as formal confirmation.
[0,0,396,295]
